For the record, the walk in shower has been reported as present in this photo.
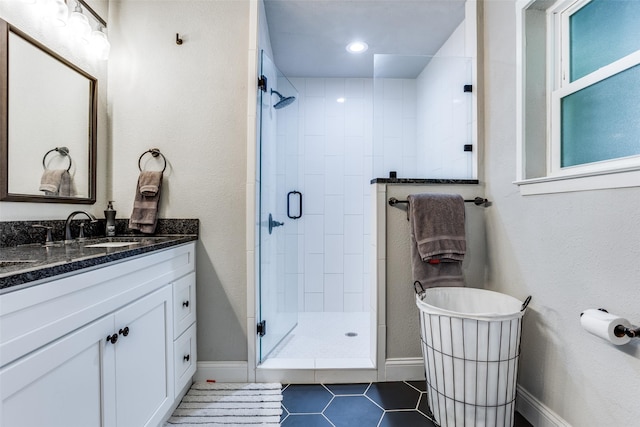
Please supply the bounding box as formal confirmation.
[255,52,473,371]
[252,0,478,383]
[256,51,376,369]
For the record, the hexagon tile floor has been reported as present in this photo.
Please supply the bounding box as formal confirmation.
[280,381,534,427]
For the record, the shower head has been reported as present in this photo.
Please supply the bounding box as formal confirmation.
[271,89,296,109]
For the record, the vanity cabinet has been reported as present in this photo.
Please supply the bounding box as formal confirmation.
[0,242,196,427]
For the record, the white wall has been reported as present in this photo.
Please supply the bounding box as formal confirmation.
[108,0,250,361]
[483,1,640,426]
[0,1,109,220]
[289,77,374,313]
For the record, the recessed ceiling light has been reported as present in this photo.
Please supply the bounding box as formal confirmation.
[337,97,345,103]
[346,41,368,54]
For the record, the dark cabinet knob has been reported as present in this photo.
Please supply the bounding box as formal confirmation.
[119,326,130,337]
[182,300,189,308]
[106,334,118,344]
[183,354,190,362]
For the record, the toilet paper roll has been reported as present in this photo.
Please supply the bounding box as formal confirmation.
[580,309,631,345]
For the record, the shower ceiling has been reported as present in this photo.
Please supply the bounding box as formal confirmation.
[263,0,466,78]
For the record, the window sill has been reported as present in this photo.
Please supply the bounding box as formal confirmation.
[514,168,640,195]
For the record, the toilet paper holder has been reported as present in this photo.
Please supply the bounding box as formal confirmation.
[583,308,640,339]
[614,324,640,338]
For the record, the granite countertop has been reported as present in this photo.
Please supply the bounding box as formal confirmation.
[371,178,480,184]
[0,235,198,293]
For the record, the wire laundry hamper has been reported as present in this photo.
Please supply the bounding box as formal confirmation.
[415,285,531,427]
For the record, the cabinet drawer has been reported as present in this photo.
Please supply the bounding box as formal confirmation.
[173,272,196,337]
[174,323,197,394]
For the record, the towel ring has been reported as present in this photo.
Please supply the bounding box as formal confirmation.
[42,147,72,172]
[138,148,167,173]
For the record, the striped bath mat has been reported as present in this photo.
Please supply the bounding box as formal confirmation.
[165,382,282,426]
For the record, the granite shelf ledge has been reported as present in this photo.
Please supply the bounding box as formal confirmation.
[371,178,480,184]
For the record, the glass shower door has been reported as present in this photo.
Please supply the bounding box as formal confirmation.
[257,51,300,363]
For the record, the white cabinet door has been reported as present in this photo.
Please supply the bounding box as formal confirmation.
[0,315,116,427]
[113,286,173,427]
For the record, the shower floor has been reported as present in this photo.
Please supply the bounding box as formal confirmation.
[260,311,373,369]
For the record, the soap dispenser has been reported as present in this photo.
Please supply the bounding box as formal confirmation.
[104,201,116,237]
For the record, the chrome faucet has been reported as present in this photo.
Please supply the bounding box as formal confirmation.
[65,211,98,242]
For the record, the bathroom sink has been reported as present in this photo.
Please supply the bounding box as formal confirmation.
[84,242,141,248]
[82,236,172,248]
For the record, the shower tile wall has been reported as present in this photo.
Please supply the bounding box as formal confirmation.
[373,79,419,178]
[286,72,471,313]
[288,77,374,313]
[373,72,473,180]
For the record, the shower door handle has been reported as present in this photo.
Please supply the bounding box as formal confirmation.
[287,191,302,219]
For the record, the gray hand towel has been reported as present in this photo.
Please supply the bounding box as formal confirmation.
[59,170,75,197]
[129,171,163,234]
[39,169,75,197]
[407,193,466,288]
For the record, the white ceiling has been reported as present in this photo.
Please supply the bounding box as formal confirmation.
[263,0,466,78]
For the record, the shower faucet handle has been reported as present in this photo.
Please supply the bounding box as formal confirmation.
[268,213,284,234]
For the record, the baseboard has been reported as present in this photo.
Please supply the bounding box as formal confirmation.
[516,385,571,427]
[196,359,426,384]
[195,361,249,383]
[384,357,426,381]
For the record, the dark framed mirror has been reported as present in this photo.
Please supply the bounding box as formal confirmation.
[0,18,97,204]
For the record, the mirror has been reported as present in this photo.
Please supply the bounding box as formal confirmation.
[0,18,97,204]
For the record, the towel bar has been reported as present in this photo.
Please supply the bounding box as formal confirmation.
[388,196,490,207]
[138,148,167,173]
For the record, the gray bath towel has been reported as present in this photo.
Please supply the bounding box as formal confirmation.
[129,171,163,234]
[407,193,466,288]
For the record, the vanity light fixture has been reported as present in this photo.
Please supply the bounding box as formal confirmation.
[91,25,110,60]
[44,0,69,27]
[68,1,92,42]
[346,41,368,54]
[37,0,111,60]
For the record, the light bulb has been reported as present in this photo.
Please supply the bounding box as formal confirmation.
[346,41,368,54]
[44,0,69,27]
[91,26,110,60]
[68,5,91,42]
